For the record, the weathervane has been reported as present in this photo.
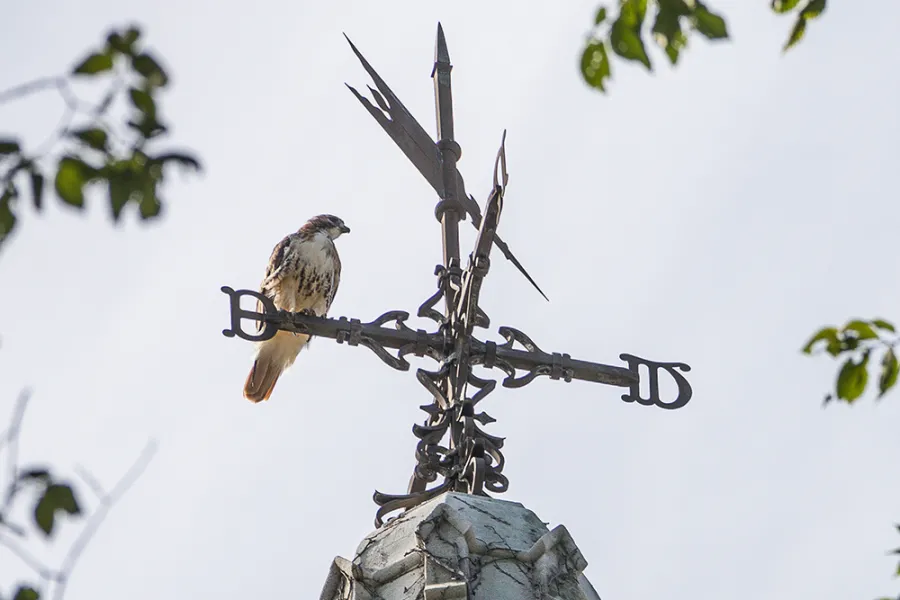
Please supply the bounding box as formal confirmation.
[221,24,692,528]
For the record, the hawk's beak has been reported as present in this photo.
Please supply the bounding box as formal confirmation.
[340,225,351,234]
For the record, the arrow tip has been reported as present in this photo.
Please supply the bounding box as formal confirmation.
[343,32,361,55]
[435,22,450,63]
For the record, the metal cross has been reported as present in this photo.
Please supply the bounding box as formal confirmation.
[221,24,693,528]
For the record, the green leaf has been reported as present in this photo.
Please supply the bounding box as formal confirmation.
[801,0,826,19]
[138,190,162,219]
[72,52,114,75]
[108,173,133,222]
[594,6,608,24]
[610,18,652,69]
[49,484,80,514]
[122,26,141,46]
[658,0,693,16]
[802,326,838,354]
[107,32,127,54]
[0,185,16,245]
[825,337,843,357]
[771,0,802,13]
[691,1,729,40]
[128,88,165,139]
[132,53,169,88]
[652,4,688,65]
[107,26,141,55]
[128,88,156,118]
[783,16,807,51]
[30,170,44,212]
[13,585,40,600]
[879,349,899,398]
[843,320,878,340]
[836,353,870,403]
[580,41,612,92]
[873,319,896,332]
[33,494,54,536]
[127,118,168,140]
[70,127,109,152]
[633,0,648,25]
[33,483,82,537]
[0,139,21,155]
[54,157,90,208]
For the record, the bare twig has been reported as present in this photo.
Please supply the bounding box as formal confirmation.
[1,389,31,510]
[51,439,158,600]
[0,76,63,105]
[0,68,125,179]
[0,528,56,581]
[29,102,76,162]
[0,75,99,113]
[73,464,106,499]
[0,394,159,599]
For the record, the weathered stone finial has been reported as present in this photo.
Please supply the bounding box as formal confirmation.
[319,493,601,600]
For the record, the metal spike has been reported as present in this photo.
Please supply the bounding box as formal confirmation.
[435,23,450,64]
[494,235,550,302]
[345,83,392,129]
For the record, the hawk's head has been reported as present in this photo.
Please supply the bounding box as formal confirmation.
[301,214,351,240]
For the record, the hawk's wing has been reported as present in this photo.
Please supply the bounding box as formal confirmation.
[324,242,342,314]
[256,236,291,332]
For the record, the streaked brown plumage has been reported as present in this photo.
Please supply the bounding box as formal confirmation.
[243,214,349,403]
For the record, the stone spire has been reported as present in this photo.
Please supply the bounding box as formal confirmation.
[319,493,601,600]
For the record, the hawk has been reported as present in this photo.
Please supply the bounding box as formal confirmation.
[243,214,350,403]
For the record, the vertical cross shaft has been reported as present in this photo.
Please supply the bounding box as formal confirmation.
[430,24,472,493]
[432,23,463,317]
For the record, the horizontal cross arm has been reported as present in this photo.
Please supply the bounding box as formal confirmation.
[469,329,636,389]
[467,326,693,409]
[220,287,445,371]
[491,343,636,388]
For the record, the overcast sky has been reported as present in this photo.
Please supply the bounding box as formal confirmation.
[2,1,900,599]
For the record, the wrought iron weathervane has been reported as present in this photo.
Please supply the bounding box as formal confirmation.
[221,24,693,528]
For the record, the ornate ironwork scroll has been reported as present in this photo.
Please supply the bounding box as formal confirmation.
[221,23,694,528]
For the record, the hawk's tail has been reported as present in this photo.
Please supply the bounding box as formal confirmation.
[243,331,309,403]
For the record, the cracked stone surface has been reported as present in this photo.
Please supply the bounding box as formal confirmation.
[318,492,601,600]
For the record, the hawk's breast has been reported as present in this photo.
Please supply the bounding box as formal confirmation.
[278,232,339,316]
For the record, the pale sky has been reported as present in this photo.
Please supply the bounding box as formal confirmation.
[2,1,900,599]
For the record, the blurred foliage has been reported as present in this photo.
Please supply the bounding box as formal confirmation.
[773,0,828,51]
[802,317,900,599]
[802,318,898,404]
[1,24,171,600]
[1,392,155,600]
[581,0,828,92]
[0,25,201,253]
[876,525,900,600]
[1,395,81,600]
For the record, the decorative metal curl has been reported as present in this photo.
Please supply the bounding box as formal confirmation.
[418,265,449,326]
[493,326,574,388]
[620,353,693,410]
[334,312,409,371]
[372,480,455,528]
